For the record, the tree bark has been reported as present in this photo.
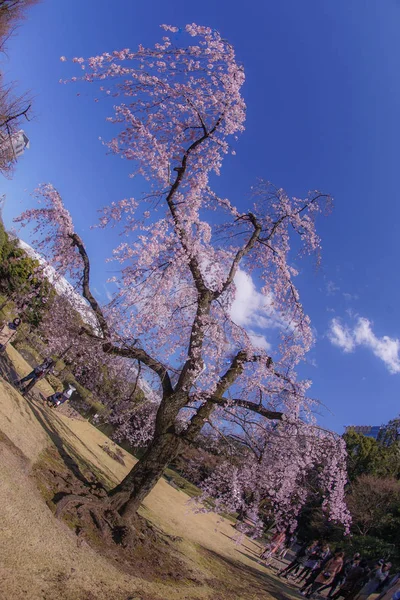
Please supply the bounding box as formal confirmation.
[109,431,182,519]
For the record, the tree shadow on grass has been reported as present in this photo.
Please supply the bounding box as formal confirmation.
[200,547,300,600]
[26,393,122,491]
[238,549,265,565]
[236,550,296,586]
[0,355,38,423]
[27,397,92,486]
[0,359,90,485]
[0,353,20,384]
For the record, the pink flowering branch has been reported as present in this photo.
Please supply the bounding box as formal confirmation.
[215,213,262,298]
[68,231,174,397]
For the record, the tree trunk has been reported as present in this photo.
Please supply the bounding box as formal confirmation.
[109,431,182,520]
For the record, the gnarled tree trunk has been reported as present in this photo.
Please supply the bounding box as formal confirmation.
[109,430,182,519]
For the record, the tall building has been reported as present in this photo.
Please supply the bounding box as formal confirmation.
[0,129,30,162]
[344,425,382,440]
[11,130,30,159]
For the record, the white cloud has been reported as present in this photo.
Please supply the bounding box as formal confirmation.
[343,292,359,301]
[354,318,400,374]
[328,318,355,353]
[248,331,271,351]
[230,269,269,327]
[229,269,284,349]
[326,280,340,296]
[328,317,400,374]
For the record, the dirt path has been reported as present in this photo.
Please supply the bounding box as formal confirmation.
[0,345,300,600]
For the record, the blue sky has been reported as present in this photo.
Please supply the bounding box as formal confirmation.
[2,0,400,432]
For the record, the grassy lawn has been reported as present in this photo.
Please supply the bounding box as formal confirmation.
[0,344,301,600]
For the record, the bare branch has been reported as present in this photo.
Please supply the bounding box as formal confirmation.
[103,343,174,397]
[129,360,141,400]
[69,232,174,397]
[215,212,262,299]
[165,113,223,295]
[183,350,281,440]
[0,101,30,128]
[183,350,247,440]
[218,398,283,421]
[69,233,111,339]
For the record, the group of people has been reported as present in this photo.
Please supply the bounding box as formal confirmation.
[0,315,74,406]
[274,539,394,600]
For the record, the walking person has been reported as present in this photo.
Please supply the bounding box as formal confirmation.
[321,554,362,597]
[278,541,317,579]
[16,358,54,395]
[344,562,372,600]
[302,551,345,598]
[304,543,332,587]
[332,561,371,600]
[0,317,21,353]
[297,542,330,584]
[377,573,400,600]
[260,530,286,565]
[278,532,297,560]
[376,569,397,597]
[356,563,392,600]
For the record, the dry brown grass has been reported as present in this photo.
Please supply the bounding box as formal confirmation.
[0,344,300,600]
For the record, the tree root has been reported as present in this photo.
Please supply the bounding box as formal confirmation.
[55,491,138,549]
[55,493,108,519]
